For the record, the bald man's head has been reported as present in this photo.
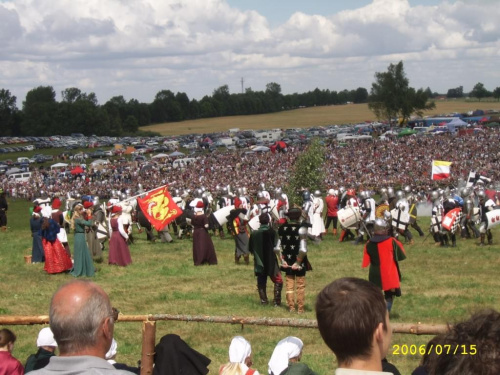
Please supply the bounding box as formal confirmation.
[50,280,114,356]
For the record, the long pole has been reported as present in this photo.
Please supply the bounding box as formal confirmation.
[117,184,168,203]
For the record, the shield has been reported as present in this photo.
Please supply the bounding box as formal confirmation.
[391,208,410,231]
[486,208,500,229]
[441,208,462,233]
[375,203,390,218]
[213,205,235,226]
[96,222,110,241]
[338,207,361,229]
[248,215,261,231]
[430,215,442,234]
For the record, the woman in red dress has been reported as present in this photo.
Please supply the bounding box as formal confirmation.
[40,206,73,274]
[108,205,132,266]
[191,201,218,266]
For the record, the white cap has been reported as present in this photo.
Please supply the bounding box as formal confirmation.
[228,336,251,363]
[41,206,53,219]
[37,327,57,347]
[105,338,118,359]
[268,337,303,375]
[328,189,335,195]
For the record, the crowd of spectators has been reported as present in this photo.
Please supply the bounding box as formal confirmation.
[1,129,500,204]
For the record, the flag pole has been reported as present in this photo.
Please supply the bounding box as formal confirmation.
[117,184,168,203]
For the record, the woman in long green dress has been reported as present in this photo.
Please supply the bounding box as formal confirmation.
[70,203,95,277]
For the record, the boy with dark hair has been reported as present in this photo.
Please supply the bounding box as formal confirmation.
[315,277,393,374]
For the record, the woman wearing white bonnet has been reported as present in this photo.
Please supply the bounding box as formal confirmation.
[268,336,317,375]
[219,336,260,375]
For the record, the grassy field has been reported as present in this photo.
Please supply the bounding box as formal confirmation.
[1,199,499,374]
[141,100,500,136]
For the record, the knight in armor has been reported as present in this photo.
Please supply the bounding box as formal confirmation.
[387,187,397,210]
[249,213,283,307]
[274,207,312,314]
[324,189,339,236]
[355,190,376,244]
[258,183,271,202]
[274,188,289,226]
[460,187,480,239]
[362,218,406,313]
[430,190,444,245]
[404,185,425,237]
[301,190,320,244]
[228,197,250,264]
[394,190,414,245]
[477,190,495,246]
[440,190,459,247]
[339,188,358,242]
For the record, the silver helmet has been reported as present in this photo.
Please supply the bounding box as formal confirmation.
[275,187,282,199]
[395,190,405,200]
[374,218,389,235]
[313,190,322,198]
[404,185,412,194]
[430,191,440,201]
[387,187,395,199]
[476,189,486,201]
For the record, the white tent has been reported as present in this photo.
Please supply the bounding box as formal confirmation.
[90,159,110,166]
[50,162,69,170]
[151,153,169,159]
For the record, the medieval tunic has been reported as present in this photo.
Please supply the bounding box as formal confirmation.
[230,210,250,257]
[30,215,44,263]
[109,217,132,267]
[278,222,312,276]
[362,235,406,293]
[249,224,280,278]
[192,214,218,266]
[86,209,104,261]
[70,218,95,277]
[40,219,73,274]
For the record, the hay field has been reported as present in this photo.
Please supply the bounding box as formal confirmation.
[141,100,499,136]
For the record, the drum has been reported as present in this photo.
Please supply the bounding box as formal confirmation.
[213,205,235,226]
[96,222,110,241]
[338,207,361,229]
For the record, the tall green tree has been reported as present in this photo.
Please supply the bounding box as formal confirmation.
[0,89,21,136]
[493,87,500,102]
[368,61,435,125]
[21,86,58,135]
[285,138,326,207]
[470,82,489,101]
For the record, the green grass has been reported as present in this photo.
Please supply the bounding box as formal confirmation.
[1,198,499,374]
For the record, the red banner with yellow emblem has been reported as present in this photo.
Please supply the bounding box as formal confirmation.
[137,186,183,231]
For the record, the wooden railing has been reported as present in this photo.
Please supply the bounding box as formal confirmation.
[0,314,448,375]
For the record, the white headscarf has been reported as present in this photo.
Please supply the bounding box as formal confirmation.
[268,336,303,375]
[228,336,252,364]
[41,205,53,219]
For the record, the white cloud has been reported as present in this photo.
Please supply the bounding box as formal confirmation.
[0,0,499,104]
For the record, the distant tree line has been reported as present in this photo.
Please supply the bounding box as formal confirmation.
[0,76,498,136]
[0,84,369,137]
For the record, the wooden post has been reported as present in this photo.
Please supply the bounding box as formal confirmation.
[140,320,156,375]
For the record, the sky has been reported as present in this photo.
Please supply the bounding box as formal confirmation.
[0,0,499,106]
